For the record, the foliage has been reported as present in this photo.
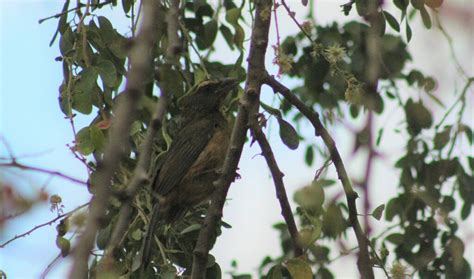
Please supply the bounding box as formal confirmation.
[2,0,471,278]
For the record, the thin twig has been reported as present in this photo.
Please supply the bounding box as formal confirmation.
[76,0,92,67]
[280,0,313,42]
[251,122,303,257]
[38,0,114,24]
[0,203,88,248]
[68,1,161,277]
[166,0,181,58]
[191,0,273,277]
[40,253,62,279]
[264,74,374,279]
[105,61,169,265]
[0,161,87,186]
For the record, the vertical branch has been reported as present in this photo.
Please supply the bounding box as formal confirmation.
[166,0,181,57]
[251,123,303,257]
[264,75,374,279]
[362,0,381,236]
[190,0,274,277]
[68,1,160,277]
[104,2,170,262]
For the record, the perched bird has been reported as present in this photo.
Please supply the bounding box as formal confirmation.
[141,77,238,266]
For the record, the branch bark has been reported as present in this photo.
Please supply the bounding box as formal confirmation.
[104,0,173,263]
[68,1,160,277]
[104,90,168,262]
[0,203,88,248]
[251,122,303,257]
[190,0,273,277]
[264,74,374,279]
[0,161,87,186]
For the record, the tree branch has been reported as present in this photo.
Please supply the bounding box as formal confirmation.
[0,161,87,186]
[68,1,161,277]
[251,122,303,257]
[191,0,273,277]
[264,74,374,279]
[0,203,88,248]
[104,89,168,262]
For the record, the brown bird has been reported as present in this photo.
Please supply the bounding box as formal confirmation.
[141,77,238,266]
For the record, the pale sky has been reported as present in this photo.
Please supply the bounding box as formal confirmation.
[1,0,472,278]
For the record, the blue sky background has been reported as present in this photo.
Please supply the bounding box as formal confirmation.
[1,0,472,278]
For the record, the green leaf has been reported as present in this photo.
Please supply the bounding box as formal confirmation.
[196,20,218,49]
[305,145,314,166]
[267,265,283,279]
[225,8,241,24]
[372,204,385,221]
[260,102,281,117]
[383,11,400,32]
[225,8,244,48]
[180,223,202,234]
[424,0,443,8]
[75,127,94,155]
[406,20,412,42]
[95,59,117,87]
[461,202,471,220]
[315,179,336,187]
[386,233,404,244]
[294,181,325,210]
[447,236,465,271]
[98,16,115,43]
[220,24,235,50]
[468,156,474,171]
[287,258,312,279]
[122,0,132,13]
[316,267,334,279]
[72,87,94,115]
[419,6,432,29]
[355,0,369,16]
[55,237,71,257]
[376,12,387,36]
[394,0,409,11]
[131,229,142,240]
[277,117,299,150]
[89,125,105,152]
[108,36,128,59]
[405,98,433,135]
[434,127,451,150]
[459,124,473,145]
[376,127,384,146]
[59,26,75,56]
[322,203,346,238]
[411,0,425,9]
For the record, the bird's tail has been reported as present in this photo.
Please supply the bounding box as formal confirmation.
[139,205,162,269]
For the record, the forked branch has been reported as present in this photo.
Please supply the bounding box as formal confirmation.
[68,1,161,277]
[191,0,273,277]
[264,74,374,279]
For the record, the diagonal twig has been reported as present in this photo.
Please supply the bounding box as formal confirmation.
[190,0,274,277]
[251,122,303,257]
[264,74,374,279]
[0,203,88,248]
[0,161,87,186]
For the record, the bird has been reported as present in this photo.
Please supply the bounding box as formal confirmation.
[140,77,238,267]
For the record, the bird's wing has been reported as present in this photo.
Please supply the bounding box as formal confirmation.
[153,117,216,196]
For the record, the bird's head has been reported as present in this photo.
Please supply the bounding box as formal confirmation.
[178,78,238,113]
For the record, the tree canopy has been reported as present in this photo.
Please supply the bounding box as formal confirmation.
[1,0,473,278]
